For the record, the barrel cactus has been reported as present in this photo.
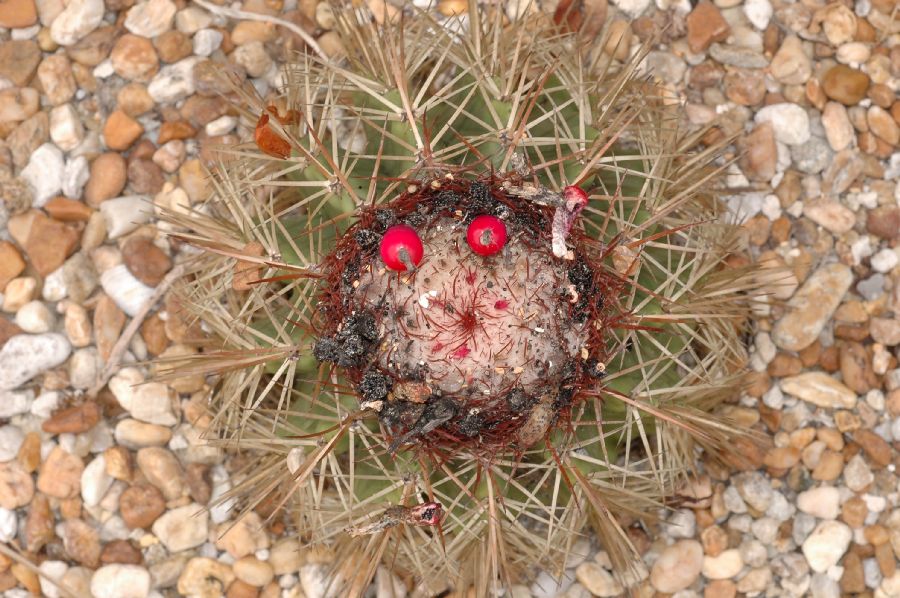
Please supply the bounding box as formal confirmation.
[166,6,759,596]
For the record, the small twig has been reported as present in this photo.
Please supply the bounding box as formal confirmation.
[192,0,330,63]
[88,264,187,398]
[0,543,80,598]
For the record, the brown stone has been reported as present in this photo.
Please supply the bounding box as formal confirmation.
[103,110,144,151]
[185,463,211,505]
[7,111,48,169]
[158,120,197,145]
[154,30,193,63]
[117,82,155,117]
[17,431,40,473]
[37,54,76,105]
[44,197,93,222]
[0,241,25,292]
[111,34,159,82]
[767,352,802,377]
[841,551,865,593]
[853,429,892,468]
[763,446,800,469]
[686,1,729,53]
[36,446,84,499]
[227,580,260,598]
[84,152,128,207]
[141,312,169,356]
[180,95,229,127]
[0,0,37,27]
[866,206,900,239]
[66,26,116,66]
[738,123,776,182]
[127,158,165,195]
[822,65,870,105]
[94,294,126,362]
[0,461,33,509]
[725,69,765,106]
[42,401,101,435]
[840,342,876,394]
[0,40,40,87]
[100,539,143,565]
[119,484,166,529]
[23,212,80,276]
[122,235,172,287]
[811,450,844,481]
[876,542,895,578]
[841,496,868,529]
[704,579,737,598]
[62,519,101,568]
[104,445,133,481]
[23,493,55,552]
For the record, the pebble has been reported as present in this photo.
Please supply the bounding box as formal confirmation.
[14,300,55,333]
[148,56,203,103]
[871,317,900,345]
[233,556,275,587]
[791,136,833,174]
[772,263,852,351]
[99,196,153,239]
[119,483,166,528]
[0,333,71,390]
[269,538,303,574]
[103,110,144,150]
[69,347,102,389]
[708,43,768,68]
[110,33,160,82]
[611,0,650,18]
[81,454,113,507]
[0,87,40,123]
[232,40,273,78]
[192,28,222,57]
[821,65,870,105]
[0,0,38,27]
[100,264,156,317]
[36,445,83,499]
[868,105,900,146]
[136,446,184,499]
[216,511,270,558]
[85,153,128,206]
[151,503,209,552]
[49,104,85,152]
[62,156,90,200]
[686,1,730,54]
[702,549,744,580]
[575,562,622,597]
[754,103,810,146]
[90,564,151,598]
[797,486,840,519]
[821,102,854,151]
[38,561,68,598]
[176,557,235,597]
[870,249,898,273]
[124,0,176,37]
[114,414,172,452]
[42,400,100,434]
[742,0,772,30]
[0,459,35,508]
[802,520,852,573]
[20,142,64,207]
[781,373,857,409]
[0,425,25,461]
[650,540,703,593]
[50,0,104,45]
[0,507,16,542]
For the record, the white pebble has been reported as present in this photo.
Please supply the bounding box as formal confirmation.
[91,564,151,598]
[124,0,176,37]
[15,300,56,334]
[20,143,64,207]
[62,156,90,199]
[743,0,772,30]
[0,507,16,542]
[192,28,223,56]
[100,265,155,317]
[871,248,899,273]
[148,57,203,103]
[49,104,85,152]
[82,454,113,507]
[755,103,811,146]
[797,486,840,519]
[42,267,68,302]
[0,334,72,391]
[0,425,25,461]
[50,0,104,45]
[802,520,852,573]
[99,196,153,239]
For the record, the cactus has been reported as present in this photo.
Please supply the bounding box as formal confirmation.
[165,6,760,596]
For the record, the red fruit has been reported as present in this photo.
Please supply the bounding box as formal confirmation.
[466,215,507,256]
[563,185,588,209]
[380,225,424,271]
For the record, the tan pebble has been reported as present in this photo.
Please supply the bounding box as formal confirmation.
[233,556,275,587]
[2,277,37,312]
[103,109,144,151]
[37,53,77,106]
[36,446,84,499]
[111,33,159,81]
[117,82,155,117]
[0,241,26,292]
[0,0,38,27]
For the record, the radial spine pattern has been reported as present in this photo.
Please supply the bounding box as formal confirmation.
[166,6,760,596]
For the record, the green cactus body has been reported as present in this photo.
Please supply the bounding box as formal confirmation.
[170,8,760,597]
